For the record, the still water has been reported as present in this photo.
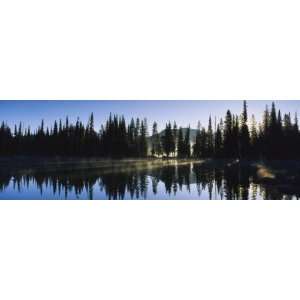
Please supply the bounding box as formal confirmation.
[0,160,298,200]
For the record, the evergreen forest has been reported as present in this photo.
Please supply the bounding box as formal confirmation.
[0,101,299,160]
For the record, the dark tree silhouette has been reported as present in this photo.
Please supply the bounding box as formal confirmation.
[239,100,250,158]
[177,127,185,158]
[162,122,175,158]
[183,126,191,158]
[193,123,201,158]
[0,101,299,160]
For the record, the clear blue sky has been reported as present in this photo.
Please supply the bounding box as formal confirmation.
[0,100,299,132]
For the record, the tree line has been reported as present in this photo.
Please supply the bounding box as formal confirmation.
[153,101,300,159]
[0,113,149,158]
[0,101,299,159]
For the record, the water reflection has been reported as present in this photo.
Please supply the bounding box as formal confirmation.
[0,161,299,200]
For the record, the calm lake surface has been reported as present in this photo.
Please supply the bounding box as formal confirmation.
[0,159,299,200]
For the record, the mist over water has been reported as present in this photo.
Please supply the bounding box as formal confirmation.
[0,160,298,200]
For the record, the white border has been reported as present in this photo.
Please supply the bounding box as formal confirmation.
[1,0,300,299]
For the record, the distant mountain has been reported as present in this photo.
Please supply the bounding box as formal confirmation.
[148,128,198,145]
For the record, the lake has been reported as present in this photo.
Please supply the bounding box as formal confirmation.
[0,159,299,200]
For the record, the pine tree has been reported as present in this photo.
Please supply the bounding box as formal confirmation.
[232,115,240,158]
[250,114,258,158]
[177,127,185,158]
[207,116,214,156]
[173,122,178,156]
[193,123,201,158]
[162,122,174,158]
[183,126,191,158]
[151,122,161,157]
[214,124,222,158]
[140,119,148,157]
[199,127,207,157]
[223,110,233,158]
[135,118,140,156]
[261,105,270,158]
[239,100,250,158]
[128,118,135,156]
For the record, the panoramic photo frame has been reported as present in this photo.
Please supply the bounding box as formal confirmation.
[0,100,299,200]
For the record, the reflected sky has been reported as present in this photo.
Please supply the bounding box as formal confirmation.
[0,160,298,200]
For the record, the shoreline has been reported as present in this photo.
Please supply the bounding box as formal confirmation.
[1,156,300,164]
[1,157,300,179]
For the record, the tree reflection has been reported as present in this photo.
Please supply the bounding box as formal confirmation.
[0,162,299,200]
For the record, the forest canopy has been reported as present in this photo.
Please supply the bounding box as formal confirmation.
[0,101,299,159]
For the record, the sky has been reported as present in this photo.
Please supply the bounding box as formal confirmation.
[0,100,299,132]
